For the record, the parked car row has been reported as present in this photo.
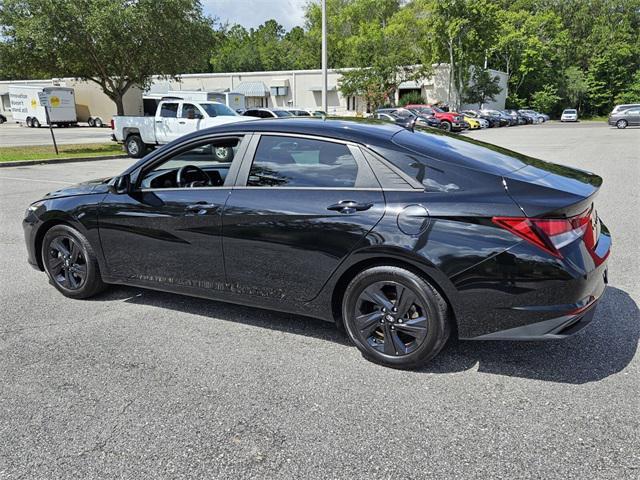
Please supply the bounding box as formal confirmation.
[372,104,551,133]
[237,107,327,118]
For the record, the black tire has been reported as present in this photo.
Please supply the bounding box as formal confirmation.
[440,121,452,132]
[87,117,95,127]
[342,266,450,369]
[616,119,628,129]
[41,224,107,299]
[26,117,33,128]
[214,146,233,161]
[125,134,145,158]
[32,118,41,128]
[94,117,103,128]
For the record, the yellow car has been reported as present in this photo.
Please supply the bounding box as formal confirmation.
[463,115,481,129]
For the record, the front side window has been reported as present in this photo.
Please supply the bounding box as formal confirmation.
[200,103,237,117]
[181,103,203,119]
[247,136,358,188]
[160,103,178,118]
[140,137,242,189]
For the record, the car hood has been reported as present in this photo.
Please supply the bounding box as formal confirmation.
[41,176,112,200]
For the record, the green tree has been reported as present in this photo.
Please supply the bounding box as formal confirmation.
[614,70,640,104]
[463,68,501,108]
[531,84,561,113]
[0,0,213,114]
[562,66,588,112]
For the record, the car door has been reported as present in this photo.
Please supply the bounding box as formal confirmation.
[222,133,386,303]
[176,102,204,139]
[627,108,640,125]
[98,134,250,294]
[155,101,181,143]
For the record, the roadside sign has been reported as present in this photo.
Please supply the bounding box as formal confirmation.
[37,91,50,108]
[37,91,58,155]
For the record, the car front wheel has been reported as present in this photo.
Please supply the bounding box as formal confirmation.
[42,224,107,299]
[342,266,451,369]
[440,121,452,132]
[616,119,628,129]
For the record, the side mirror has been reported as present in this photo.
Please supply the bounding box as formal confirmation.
[113,174,131,194]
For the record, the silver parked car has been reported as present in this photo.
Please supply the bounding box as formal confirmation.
[608,107,640,129]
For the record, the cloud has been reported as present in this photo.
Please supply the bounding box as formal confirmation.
[202,0,310,30]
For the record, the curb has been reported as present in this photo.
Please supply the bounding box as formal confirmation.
[0,154,129,168]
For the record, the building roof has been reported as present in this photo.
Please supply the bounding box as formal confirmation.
[235,81,268,97]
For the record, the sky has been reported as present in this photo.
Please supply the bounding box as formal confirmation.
[202,0,310,30]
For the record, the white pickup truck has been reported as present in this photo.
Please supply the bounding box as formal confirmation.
[112,99,255,157]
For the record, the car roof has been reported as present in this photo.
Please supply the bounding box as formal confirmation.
[169,118,405,147]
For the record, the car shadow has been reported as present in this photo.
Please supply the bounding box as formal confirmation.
[93,285,638,384]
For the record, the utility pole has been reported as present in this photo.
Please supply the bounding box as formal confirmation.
[321,0,328,114]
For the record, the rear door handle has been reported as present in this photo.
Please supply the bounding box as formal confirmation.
[327,200,373,214]
[185,202,218,214]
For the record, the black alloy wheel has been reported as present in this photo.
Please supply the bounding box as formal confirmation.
[42,225,106,299]
[343,266,450,368]
[45,234,87,290]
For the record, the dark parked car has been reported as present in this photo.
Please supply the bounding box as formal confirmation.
[243,108,293,118]
[503,109,527,125]
[23,119,611,368]
[376,108,441,129]
[608,107,640,129]
[481,109,511,127]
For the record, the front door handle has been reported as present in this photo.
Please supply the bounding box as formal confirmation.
[185,202,217,214]
[327,200,373,214]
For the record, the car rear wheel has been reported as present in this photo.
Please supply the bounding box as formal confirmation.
[42,225,107,299]
[616,119,628,129]
[125,134,145,158]
[342,266,450,369]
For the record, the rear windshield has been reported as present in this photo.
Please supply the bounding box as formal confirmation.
[200,103,237,117]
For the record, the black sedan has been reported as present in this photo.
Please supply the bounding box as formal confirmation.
[23,119,611,368]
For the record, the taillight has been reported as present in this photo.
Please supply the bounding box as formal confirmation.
[110,119,115,130]
[493,208,593,258]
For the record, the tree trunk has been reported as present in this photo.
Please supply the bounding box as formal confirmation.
[114,94,125,116]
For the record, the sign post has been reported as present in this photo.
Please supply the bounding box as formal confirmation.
[37,92,59,155]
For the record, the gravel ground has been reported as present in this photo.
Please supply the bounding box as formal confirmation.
[0,121,638,479]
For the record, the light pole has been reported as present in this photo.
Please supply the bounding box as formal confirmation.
[321,0,327,114]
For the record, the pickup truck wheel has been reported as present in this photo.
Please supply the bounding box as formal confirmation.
[440,121,452,132]
[94,118,103,128]
[125,135,145,158]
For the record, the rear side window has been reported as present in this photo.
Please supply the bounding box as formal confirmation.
[247,136,358,188]
[160,103,178,118]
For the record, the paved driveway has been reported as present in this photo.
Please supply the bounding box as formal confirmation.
[0,122,638,479]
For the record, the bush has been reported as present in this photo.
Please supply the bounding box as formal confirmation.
[531,85,561,113]
[398,91,425,106]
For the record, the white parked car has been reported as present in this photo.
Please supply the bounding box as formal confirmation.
[112,100,254,158]
[560,109,578,122]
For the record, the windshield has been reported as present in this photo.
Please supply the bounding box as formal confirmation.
[564,109,577,114]
[273,110,293,117]
[200,103,237,117]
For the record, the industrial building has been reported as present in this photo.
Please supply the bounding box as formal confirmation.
[0,64,507,123]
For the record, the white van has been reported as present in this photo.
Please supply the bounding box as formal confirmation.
[8,85,78,127]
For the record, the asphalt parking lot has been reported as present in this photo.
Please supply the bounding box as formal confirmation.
[0,121,113,147]
[0,122,638,479]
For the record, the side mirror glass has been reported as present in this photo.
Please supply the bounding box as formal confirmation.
[113,174,131,194]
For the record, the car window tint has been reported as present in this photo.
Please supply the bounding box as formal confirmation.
[160,103,178,118]
[140,137,242,189]
[180,103,203,119]
[247,136,358,188]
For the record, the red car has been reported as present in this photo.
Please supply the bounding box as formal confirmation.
[405,104,466,132]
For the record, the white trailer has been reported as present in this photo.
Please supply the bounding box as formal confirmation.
[8,85,78,127]
[166,90,246,111]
